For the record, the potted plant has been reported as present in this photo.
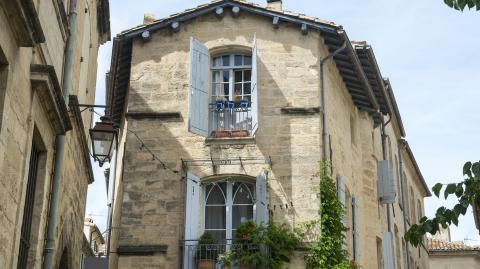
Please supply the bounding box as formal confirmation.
[233,221,300,269]
[218,250,235,269]
[197,232,217,269]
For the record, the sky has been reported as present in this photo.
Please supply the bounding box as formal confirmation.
[86,0,480,244]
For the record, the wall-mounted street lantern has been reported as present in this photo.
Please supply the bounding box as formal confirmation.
[89,115,117,167]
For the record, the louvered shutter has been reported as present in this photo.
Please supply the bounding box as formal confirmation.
[188,37,209,137]
[352,196,360,261]
[255,170,268,226]
[183,173,200,269]
[378,160,396,204]
[382,232,395,269]
[336,176,347,250]
[184,172,200,240]
[251,33,259,135]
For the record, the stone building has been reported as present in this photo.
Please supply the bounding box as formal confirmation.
[428,238,480,269]
[0,0,109,268]
[84,218,106,257]
[106,0,430,268]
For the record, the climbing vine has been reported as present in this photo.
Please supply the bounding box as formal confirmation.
[405,161,480,247]
[302,161,354,269]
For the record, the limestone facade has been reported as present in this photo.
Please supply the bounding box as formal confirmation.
[106,1,430,268]
[0,0,109,268]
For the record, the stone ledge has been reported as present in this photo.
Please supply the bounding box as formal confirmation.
[280,106,320,115]
[126,111,183,121]
[117,245,168,256]
[205,136,255,146]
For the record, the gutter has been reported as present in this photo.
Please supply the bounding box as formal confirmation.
[384,79,406,137]
[43,0,78,267]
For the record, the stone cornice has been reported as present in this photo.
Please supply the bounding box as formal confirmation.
[1,0,45,46]
[30,64,72,134]
[69,95,95,184]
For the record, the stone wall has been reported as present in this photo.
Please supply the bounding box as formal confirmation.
[110,8,430,269]
[0,0,107,268]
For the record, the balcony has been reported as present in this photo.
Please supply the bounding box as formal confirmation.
[180,240,269,269]
[209,101,252,138]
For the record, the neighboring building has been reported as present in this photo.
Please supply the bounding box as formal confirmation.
[84,218,106,257]
[0,1,109,269]
[428,238,480,269]
[106,0,430,268]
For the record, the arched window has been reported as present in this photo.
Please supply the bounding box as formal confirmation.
[204,180,255,242]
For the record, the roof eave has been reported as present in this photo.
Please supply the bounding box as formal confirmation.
[385,79,406,137]
[401,139,432,197]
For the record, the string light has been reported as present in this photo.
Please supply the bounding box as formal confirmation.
[127,129,178,174]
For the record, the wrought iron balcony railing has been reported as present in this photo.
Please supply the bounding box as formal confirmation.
[180,240,269,269]
[209,101,252,138]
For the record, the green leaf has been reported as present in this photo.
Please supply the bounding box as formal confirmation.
[444,183,457,199]
[458,0,468,10]
[444,0,454,7]
[454,204,467,216]
[420,216,428,223]
[463,161,473,177]
[455,183,464,197]
[472,162,480,179]
[432,183,443,198]
[467,0,476,8]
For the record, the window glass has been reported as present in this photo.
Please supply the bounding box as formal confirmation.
[204,181,255,242]
[222,55,230,66]
[244,56,252,65]
[234,55,243,66]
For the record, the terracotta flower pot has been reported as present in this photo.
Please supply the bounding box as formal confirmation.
[197,259,216,269]
[211,130,231,138]
[231,130,249,137]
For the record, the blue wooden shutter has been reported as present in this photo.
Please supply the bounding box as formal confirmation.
[185,172,200,240]
[188,37,209,137]
[382,232,395,269]
[183,172,200,269]
[251,34,259,135]
[336,176,347,250]
[352,196,360,261]
[255,170,268,226]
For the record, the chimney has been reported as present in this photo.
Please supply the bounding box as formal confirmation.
[267,0,282,11]
[143,13,156,24]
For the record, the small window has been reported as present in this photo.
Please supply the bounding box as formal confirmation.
[350,115,356,145]
[376,237,384,269]
[210,54,254,136]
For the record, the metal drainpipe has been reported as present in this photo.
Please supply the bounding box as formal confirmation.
[380,116,392,234]
[320,40,347,161]
[43,0,78,268]
[105,145,118,258]
[398,140,411,269]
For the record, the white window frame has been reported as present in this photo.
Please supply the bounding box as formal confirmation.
[202,180,256,242]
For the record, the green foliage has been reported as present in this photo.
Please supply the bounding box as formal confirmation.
[197,232,217,260]
[232,221,300,268]
[304,161,354,269]
[444,0,480,11]
[405,161,480,247]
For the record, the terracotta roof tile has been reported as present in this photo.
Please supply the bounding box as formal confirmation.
[428,239,480,251]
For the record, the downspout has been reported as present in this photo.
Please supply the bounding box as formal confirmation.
[380,116,392,233]
[43,0,78,268]
[320,40,347,161]
[398,140,411,269]
[105,146,118,258]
